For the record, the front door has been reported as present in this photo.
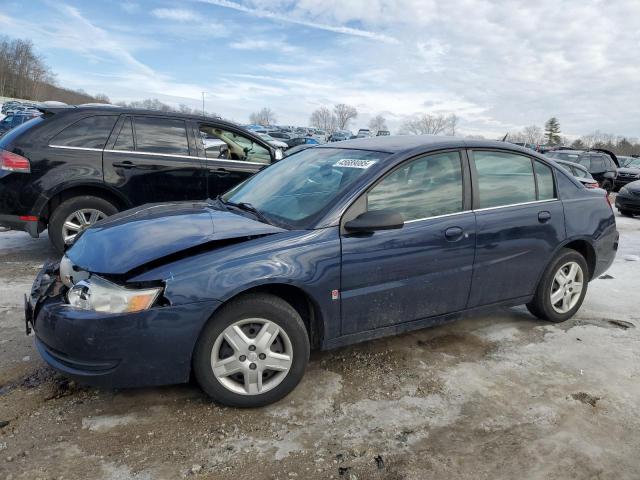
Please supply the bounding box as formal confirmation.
[340,151,476,334]
[103,115,207,206]
[467,150,566,307]
[194,123,272,197]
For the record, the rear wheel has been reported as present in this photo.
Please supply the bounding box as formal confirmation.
[526,249,588,323]
[193,294,310,407]
[601,179,613,193]
[48,196,118,252]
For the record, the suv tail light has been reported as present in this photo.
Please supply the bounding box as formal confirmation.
[0,150,31,173]
[585,182,599,189]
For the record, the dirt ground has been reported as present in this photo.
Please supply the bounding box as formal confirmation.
[1,211,639,480]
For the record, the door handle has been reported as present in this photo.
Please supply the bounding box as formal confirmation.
[444,226,464,242]
[212,168,230,176]
[112,161,134,169]
[538,211,551,223]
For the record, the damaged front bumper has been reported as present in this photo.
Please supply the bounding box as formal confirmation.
[25,263,222,388]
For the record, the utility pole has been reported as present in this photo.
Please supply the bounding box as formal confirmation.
[201,92,206,116]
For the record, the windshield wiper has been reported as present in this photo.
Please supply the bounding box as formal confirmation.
[217,196,272,225]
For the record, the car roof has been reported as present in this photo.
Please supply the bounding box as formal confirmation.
[38,105,237,128]
[317,134,541,156]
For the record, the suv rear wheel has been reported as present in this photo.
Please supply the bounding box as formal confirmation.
[48,195,118,252]
[526,249,588,323]
[193,294,310,407]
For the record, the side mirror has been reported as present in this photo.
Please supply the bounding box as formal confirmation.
[344,210,404,233]
[274,149,283,161]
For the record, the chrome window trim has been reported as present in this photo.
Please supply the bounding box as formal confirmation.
[403,209,470,224]
[473,198,558,213]
[49,145,104,152]
[400,198,559,225]
[107,148,267,166]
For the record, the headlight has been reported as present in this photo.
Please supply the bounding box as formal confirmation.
[67,275,162,313]
[620,187,630,195]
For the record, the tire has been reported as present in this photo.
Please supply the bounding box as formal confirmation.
[620,210,634,217]
[48,195,118,253]
[526,249,589,323]
[193,294,310,408]
[601,180,613,193]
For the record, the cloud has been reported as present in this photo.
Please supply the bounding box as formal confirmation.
[194,0,400,44]
[152,8,199,22]
[229,37,299,53]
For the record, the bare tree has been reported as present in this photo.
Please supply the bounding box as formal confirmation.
[249,107,276,126]
[522,125,543,145]
[333,104,358,130]
[368,114,387,134]
[309,106,337,132]
[400,113,449,135]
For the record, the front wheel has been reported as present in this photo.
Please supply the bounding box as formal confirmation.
[526,249,589,323]
[193,294,310,407]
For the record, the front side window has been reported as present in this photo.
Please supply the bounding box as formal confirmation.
[222,148,388,228]
[134,117,189,155]
[367,152,464,221]
[198,125,271,164]
[51,115,117,149]
[474,151,536,208]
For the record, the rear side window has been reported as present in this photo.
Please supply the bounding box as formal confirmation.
[534,160,555,200]
[50,115,117,149]
[473,151,536,208]
[133,117,189,155]
[367,152,464,220]
[114,117,135,151]
[590,156,606,172]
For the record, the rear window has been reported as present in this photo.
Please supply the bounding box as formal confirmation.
[50,115,117,149]
[0,116,44,147]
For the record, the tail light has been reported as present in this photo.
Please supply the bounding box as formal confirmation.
[0,150,31,173]
[585,182,599,189]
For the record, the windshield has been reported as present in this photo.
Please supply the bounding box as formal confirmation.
[222,147,389,228]
[626,158,640,168]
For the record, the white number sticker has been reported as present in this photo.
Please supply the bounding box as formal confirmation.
[333,159,377,169]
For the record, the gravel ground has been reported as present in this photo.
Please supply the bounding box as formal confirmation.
[1,211,639,480]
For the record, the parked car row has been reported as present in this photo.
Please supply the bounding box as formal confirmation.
[23,135,618,407]
[545,148,619,191]
[1,100,40,116]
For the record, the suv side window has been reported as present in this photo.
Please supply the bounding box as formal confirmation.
[113,117,134,151]
[367,151,463,220]
[473,151,536,208]
[198,125,271,164]
[50,115,117,149]
[133,117,189,155]
[590,156,606,173]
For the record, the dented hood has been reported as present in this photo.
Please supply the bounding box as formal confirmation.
[66,202,285,275]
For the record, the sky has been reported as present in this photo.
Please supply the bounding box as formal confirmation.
[1,0,639,138]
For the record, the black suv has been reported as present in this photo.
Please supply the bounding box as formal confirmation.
[545,149,618,191]
[0,105,281,251]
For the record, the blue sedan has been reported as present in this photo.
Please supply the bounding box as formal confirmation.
[26,136,618,407]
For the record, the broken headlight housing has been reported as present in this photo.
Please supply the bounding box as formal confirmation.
[67,275,162,314]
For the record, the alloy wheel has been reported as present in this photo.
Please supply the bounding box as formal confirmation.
[550,261,584,314]
[62,209,107,244]
[210,318,293,395]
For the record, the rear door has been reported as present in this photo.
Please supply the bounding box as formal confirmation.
[467,150,565,307]
[192,122,273,197]
[103,115,207,205]
[340,150,476,334]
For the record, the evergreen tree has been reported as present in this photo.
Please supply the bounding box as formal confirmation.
[544,117,561,145]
